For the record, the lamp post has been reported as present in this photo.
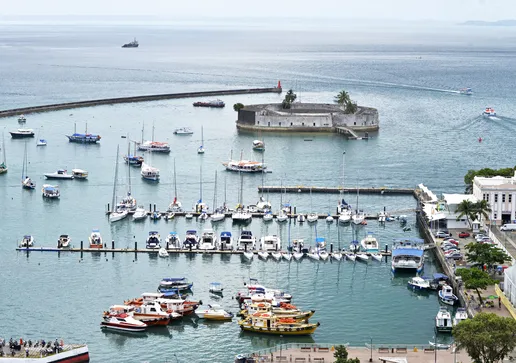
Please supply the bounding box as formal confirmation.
[369,337,373,362]
[342,151,346,190]
[433,336,437,363]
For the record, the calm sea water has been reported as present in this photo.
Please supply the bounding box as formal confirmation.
[1,20,515,362]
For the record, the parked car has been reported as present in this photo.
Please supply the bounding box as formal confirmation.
[435,231,452,238]
[475,234,487,242]
[480,238,493,244]
[445,250,463,260]
[443,238,459,245]
[442,246,460,252]
[442,241,459,248]
[458,231,471,238]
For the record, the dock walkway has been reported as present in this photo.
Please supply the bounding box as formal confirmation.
[257,186,415,195]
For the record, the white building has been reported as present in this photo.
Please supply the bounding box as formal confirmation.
[473,171,516,225]
[442,194,479,229]
[504,265,516,307]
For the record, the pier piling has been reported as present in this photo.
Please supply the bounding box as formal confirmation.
[134,241,137,251]
[111,240,115,249]
[149,204,152,213]
[330,243,333,253]
[80,241,83,251]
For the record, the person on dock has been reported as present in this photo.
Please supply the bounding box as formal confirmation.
[499,296,502,309]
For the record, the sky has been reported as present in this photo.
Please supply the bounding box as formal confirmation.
[1,0,514,22]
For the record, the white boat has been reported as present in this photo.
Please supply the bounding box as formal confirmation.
[238,230,256,251]
[9,128,35,138]
[196,304,233,321]
[282,252,293,261]
[371,253,383,262]
[352,210,365,225]
[243,251,254,260]
[258,251,269,260]
[482,107,496,117]
[209,282,224,294]
[435,307,453,333]
[360,232,379,252]
[219,232,233,250]
[72,168,88,179]
[407,276,430,290]
[37,138,47,146]
[307,213,318,223]
[42,184,60,198]
[260,235,281,251]
[356,253,369,262]
[345,253,356,261]
[18,114,26,122]
[89,229,103,248]
[271,251,282,261]
[438,284,459,306]
[19,235,34,247]
[459,87,472,95]
[252,140,265,151]
[378,211,386,223]
[183,230,199,249]
[133,206,147,221]
[232,206,252,223]
[326,214,334,223]
[332,252,342,261]
[185,212,194,219]
[110,208,128,222]
[44,169,74,180]
[211,209,225,222]
[146,231,161,249]
[338,209,352,224]
[349,240,360,253]
[197,126,205,154]
[453,308,468,326]
[293,252,304,261]
[429,341,451,350]
[199,211,209,221]
[307,249,320,260]
[173,127,194,135]
[199,229,217,250]
[101,313,147,332]
[141,162,160,181]
[138,140,170,153]
[21,143,35,190]
[319,250,329,261]
[297,214,306,223]
[158,247,169,258]
[166,232,182,250]
[276,210,288,223]
[263,212,273,222]
[57,234,71,248]
[223,150,266,173]
[391,238,425,273]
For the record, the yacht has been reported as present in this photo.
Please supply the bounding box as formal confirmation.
[42,184,60,198]
[435,307,453,333]
[101,314,147,332]
[10,129,35,138]
[199,229,218,250]
[44,169,74,180]
[232,206,252,223]
[453,308,468,326]
[19,235,34,248]
[146,231,161,249]
[89,229,103,248]
[57,234,71,248]
[132,206,147,221]
[109,207,128,223]
[173,127,194,135]
[338,209,352,224]
[138,141,170,153]
[482,107,496,117]
[166,232,182,250]
[391,238,425,273]
[219,232,233,250]
[141,162,160,181]
[238,230,256,251]
[72,169,88,179]
[183,230,199,249]
[360,232,379,252]
[260,235,281,251]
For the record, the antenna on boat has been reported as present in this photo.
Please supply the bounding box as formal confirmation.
[74,122,77,134]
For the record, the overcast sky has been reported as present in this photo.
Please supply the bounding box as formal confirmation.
[2,0,514,21]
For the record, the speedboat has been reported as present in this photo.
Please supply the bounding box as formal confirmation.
[22,176,36,190]
[72,169,88,179]
[297,214,306,223]
[146,231,161,249]
[407,277,430,290]
[453,308,468,326]
[42,184,60,198]
[232,206,252,223]
[57,234,71,248]
[173,127,194,135]
[219,232,233,250]
[199,229,217,250]
[104,303,172,326]
[260,235,281,251]
[209,282,224,294]
[166,232,182,250]
[184,230,199,249]
[89,229,103,248]
[258,251,269,260]
[158,247,169,258]
[360,232,379,252]
[44,169,74,180]
[19,235,34,248]
[196,304,233,321]
[252,140,265,151]
[482,107,496,117]
[101,313,147,332]
[158,277,193,293]
[435,307,453,333]
[238,230,256,251]
[326,214,334,223]
[141,162,160,181]
[459,87,472,95]
[132,206,147,221]
[438,284,458,306]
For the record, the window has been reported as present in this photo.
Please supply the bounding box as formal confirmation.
[487,194,490,202]
[257,121,259,125]
[279,122,281,126]
[483,193,487,201]
[268,122,270,126]
[495,194,498,202]
[302,123,305,126]
[503,194,506,202]
[494,213,498,220]
[290,122,293,126]
[313,123,316,126]
[510,194,513,203]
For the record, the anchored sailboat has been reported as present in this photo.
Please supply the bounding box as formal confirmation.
[21,142,35,189]
[168,158,183,212]
[109,145,129,223]
[0,131,7,174]
[211,171,225,222]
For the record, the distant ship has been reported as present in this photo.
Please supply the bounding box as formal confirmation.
[193,99,225,108]
[122,38,139,48]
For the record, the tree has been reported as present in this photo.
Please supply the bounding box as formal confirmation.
[455,267,496,303]
[334,345,360,363]
[456,200,476,229]
[464,243,512,270]
[464,167,516,193]
[453,312,516,363]
[334,90,351,106]
[474,200,492,225]
[344,101,358,114]
[282,89,297,109]
[233,103,244,112]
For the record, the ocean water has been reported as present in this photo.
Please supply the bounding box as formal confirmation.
[0,20,515,362]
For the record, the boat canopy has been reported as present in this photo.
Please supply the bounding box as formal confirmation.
[161,277,187,282]
[392,248,424,257]
[242,230,253,236]
[149,231,159,235]
[23,235,32,239]
[221,231,232,237]
[186,230,197,234]
[92,229,100,233]
[351,240,359,244]
[169,232,177,235]
[162,291,180,297]
[433,273,449,280]
[44,186,56,191]
[316,237,325,243]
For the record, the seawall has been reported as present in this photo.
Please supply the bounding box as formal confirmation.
[0,87,282,118]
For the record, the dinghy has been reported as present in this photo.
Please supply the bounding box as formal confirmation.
[158,247,169,258]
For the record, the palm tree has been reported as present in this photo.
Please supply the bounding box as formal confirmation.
[334,90,350,106]
[282,89,297,109]
[474,199,492,225]
[456,200,476,229]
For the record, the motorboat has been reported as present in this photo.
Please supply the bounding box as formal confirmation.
[338,209,352,224]
[258,251,269,260]
[138,141,170,153]
[332,252,342,261]
[482,107,496,117]
[166,232,182,250]
[243,251,254,260]
[42,184,60,198]
[438,284,458,306]
[146,231,161,249]
[238,312,319,335]
[72,168,88,179]
[459,87,472,95]
[18,115,26,123]
[238,230,257,251]
[66,124,101,143]
[196,304,233,321]
[132,206,147,221]
[36,138,47,146]
[109,207,128,223]
[307,213,318,223]
[271,251,282,261]
[105,303,172,326]
[209,282,224,294]
[211,208,225,222]
[10,129,35,138]
[197,145,205,154]
[260,235,281,251]
[276,210,288,223]
[89,229,103,248]
[44,169,74,180]
[326,214,334,223]
[356,253,369,262]
[173,127,194,135]
[319,249,329,261]
[252,140,265,151]
[297,214,306,223]
[263,211,273,222]
[391,238,425,273]
[378,211,386,223]
[158,247,169,258]
[349,240,360,253]
[22,176,36,190]
[435,307,453,333]
[407,277,430,290]
[124,154,144,166]
[371,253,383,262]
[183,230,199,249]
[19,235,34,248]
[199,229,218,250]
[57,234,71,248]
[360,232,379,252]
[352,210,365,225]
[232,206,252,223]
[122,38,139,48]
[219,231,233,250]
[345,253,356,261]
[101,313,147,332]
[453,308,468,326]
[141,162,160,181]
[223,159,266,173]
[158,277,193,293]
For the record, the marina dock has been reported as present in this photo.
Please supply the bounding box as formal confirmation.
[257,186,416,195]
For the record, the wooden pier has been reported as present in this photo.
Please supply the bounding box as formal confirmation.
[257,186,416,196]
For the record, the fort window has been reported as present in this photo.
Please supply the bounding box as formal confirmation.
[290,122,293,126]
[302,123,305,126]
[354,122,356,126]
[279,122,281,126]
[268,122,270,127]
[257,122,259,125]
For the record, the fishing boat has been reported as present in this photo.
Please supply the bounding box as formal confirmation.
[238,313,320,335]
[193,99,225,108]
[44,169,74,180]
[453,308,468,326]
[42,184,60,198]
[260,235,281,251]
[158,247,169,258]
[21,142,36,190]
[238,230,256,251]
[438,284,458,306]
[19,235,34,248]
[435,307,453,333]
[482,107,496,117]
[407,276,430,290]
[252,140,265,151]
[158,277,193,293]
[109,146,129,223]
[72,168,88,179]
[101,313,147,332]
[197,126,205,154]
[197,304,233,321]
[146,231,161,249]
[391,238,425,273]
[199,229,218,250]
[360,232,379,252]
[141,162,160,181]
[18,114,26,122]
[429,341,451,350]
[89,229,103,248]
[223,150,266,173]
[133,206,147,221]
[165,232,182,250]
[66,123,101,143]
[0,132,6,174]
[209,282,224,294]
[173,127,194,135]
[459,87,472,95]
[122,37,138,48]
[57,234,71,248]
[10,129,35,138]
[219,231,233,250]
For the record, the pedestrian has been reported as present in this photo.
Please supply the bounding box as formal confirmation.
[499,296,502,309]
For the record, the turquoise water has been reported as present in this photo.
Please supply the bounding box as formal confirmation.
[1,20,516,362]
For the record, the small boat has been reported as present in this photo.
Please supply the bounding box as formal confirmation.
[293,252,304,261]
[252,140,265,151]
[453,307,468,326]
[238,312,319,335]
[243,251,254,260]
[258,251,269,260]
[345,253,356,261]
[150,211,161,220]
[326,214,334,223]
[166,232,182,250]
[185,212,194,219]
[158,277,193,293]
[158,247,169,258]
[356,253,370,262]
[282,252,293,261]
[45,169,74,180]
[232,206,253,223]
[57,234,71,248]
[21,143,35,190]
[263,212,273,222]
[371,253,383,262]
[223,157,266,173]
[197,126,205,154]
[209,282,224,294]
[319,250,329,261]
[101,313,147,332]
[196,304,233,321]
[146,231,161,249]
[297,214,306,223]
[276,210,288,223]
[349,240,360,253]
[124,154,144,166]
[435,307,453,333]
[271,251,282,261]
[219,231,233,250]
[407,276,430,290]
[459,87,472,95]
[183,230,199,249]
[10,129,35,138]
[438,284,458,306]
[18,115,26,123]
[110,208,128,223]
[307,213,318,223]
[42,184,60,198]
[332,252,342,261]
[211,208,225,222]
[141,162,160,181]
[173,127,194,135]
[352,210,365,225]
[237,230,256,251]
[164,212,175,221]
[89,229,103,248]
[482,107,496,117]
[132,206,147,221]
[36,138,47,146]
[378,211,386,223]
[199,229,218,250]
[72,168,88,179]
[260,235,281,251]
[193,99,225,108]
[122,38,139,48]
[19,235,34,248]
[338,209,352,224]
[199,211,209,221]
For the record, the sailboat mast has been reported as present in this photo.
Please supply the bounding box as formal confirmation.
[213,171,218,209]
[280,178,283,207]
[111,145,120,211]
[173,158,178,200]
[152,122,155,142]
[22,142,27,180]
[261,152,265,198]
[199,163,203,203]
[201,126,204,146]
[127,137,131,195]
[239,172,243,205]
[2,131,6,166]
[141,123,144,144]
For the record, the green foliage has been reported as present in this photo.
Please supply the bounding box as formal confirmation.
[334,345,360,363]
[456,200,476,228]
[344,101,358,114]
[474,199,492,223]
[453,312,516,363]
[233,103,244,112]
[464,243,511,269]
[456,267,497,303]
[334,90,358,114]
[282,89,297,109]
[464,167,516,192]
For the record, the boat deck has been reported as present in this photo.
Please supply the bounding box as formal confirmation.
[0,342,85,359]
